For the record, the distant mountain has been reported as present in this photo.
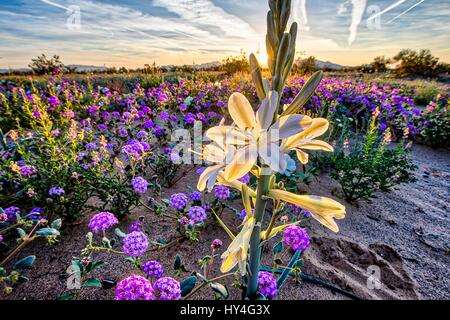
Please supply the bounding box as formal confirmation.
[66,64,108,72]
[0,64,108,74]
[315,60,350,70]
[192,61,221,70]
[0,68,30,74]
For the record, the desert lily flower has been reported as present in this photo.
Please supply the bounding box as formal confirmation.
[281,118,334,164]
[206,91,312,181]
[268,189,346,232]
[196,140,236,192]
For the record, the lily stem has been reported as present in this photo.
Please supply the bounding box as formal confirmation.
[246,169,271,299]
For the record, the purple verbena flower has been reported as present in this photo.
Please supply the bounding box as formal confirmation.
[238,174,251,184]
[115,275,154,300]
[142,261,164,280]
[258,271,278,299]
[123,231,149,257]
[153,277,181,300]
[131,176,149,194]
[283,225,310,251]
[188,206,207,224]
[4,206,20,222]
[189,191,202,202]
[28,207,45,221]
[169,193,188,210]
[88,211,118,233]
[48,187,65,197]
[213,186,230,201]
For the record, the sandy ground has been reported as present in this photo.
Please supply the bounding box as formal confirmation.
[1,144,449,300]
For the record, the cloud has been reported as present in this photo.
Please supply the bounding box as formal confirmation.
[0,0,448,68]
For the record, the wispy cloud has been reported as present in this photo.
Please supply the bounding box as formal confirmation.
[0,0,448,68]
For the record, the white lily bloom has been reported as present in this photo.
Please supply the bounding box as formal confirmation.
[206,92,313,181]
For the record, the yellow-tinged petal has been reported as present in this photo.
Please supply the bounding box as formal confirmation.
[283,118,329,150]
[228,92,256,131]
[242,184,253,219]
[224,145,257,182]
[197,164,223,191]
[217,171,257,198]
[268,189,345,232]
[295,139,334,152]
[206,126,248,146]
[220,252,238,273]
[296,149,309,164]
[220,217,255,274]
[271,114,313,140]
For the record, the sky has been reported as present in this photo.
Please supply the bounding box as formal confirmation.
[0,0,449,69]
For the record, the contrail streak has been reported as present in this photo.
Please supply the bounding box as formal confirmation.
[386,0,425,24]
[367,0,408,21]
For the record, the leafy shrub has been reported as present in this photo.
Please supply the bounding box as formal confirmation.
[330,115,417,203]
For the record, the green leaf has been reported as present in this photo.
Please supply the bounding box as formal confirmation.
[17,275,29,284]
[282,71,323,116]
[273,242,284,254]
[13,255,36,270]
[51,219,62,230]
[210,282,229,299]
[174,254,182,270]
[16,228,26,239]
[180,276,197,297]
[114,228,127,238]
[35,228,60,236]
[82,278,102,288]
[56,292,76,300]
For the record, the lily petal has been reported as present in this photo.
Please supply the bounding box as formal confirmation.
[228,92,256,131]
[283,118,329,150]
[259,141,284,173]
[271,114,312,140]
[294,139,334,152]
[296,149,309,164]
[197,164,223,191]
[206,126,248,146]
[268,189,345,232]
[224,145,258,182]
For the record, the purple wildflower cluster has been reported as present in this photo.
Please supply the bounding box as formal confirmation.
[257,271,278,299]
[131,176,149,194]
[88,211,118,233]
[283,225,311,251]
[189,191,202,202]
[188,206,207,224]
[153,277,181,300]
[48,187,65,197]
[29,207,44,220]
[169,193,188,210]
[142,260,164,280]
[4,206,20,222]
[213,186,230,200]
[115,275,154,300]
[123,231,149,257]
[121,140,150,160]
